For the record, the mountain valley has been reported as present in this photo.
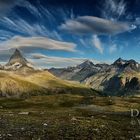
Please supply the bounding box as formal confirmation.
[0,49,139,140]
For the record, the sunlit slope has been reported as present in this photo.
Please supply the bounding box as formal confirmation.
[0,71,47,98]
[25,71,85,88]
[24,71,94,94]
[0,70,94,97]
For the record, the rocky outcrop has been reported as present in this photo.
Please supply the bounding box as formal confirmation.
[49,58,140,95]
[105,76,140,92]
[6,49,28,66]
[4,49,34,71]
[85,72,140,95]
[49,60,102,82]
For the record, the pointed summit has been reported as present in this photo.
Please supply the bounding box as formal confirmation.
[113,58,127,66]
[13,49,22,56]
[6,49,28,66]
[77,60,94,68]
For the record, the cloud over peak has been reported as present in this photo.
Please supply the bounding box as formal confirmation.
[30,53,99,68]
[59,16,136,35]
[0,36,77,52]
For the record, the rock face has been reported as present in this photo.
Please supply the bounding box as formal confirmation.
[4,49,34,71]
[85,58,140,95]
[49,58,140,95]
[49,60,100,82]
[112,58,140,72]
[6,49,28,66]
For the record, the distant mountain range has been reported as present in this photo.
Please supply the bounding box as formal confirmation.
[0,49,139,96]
[49,58,140,95]
[0,49,93,97]
[3,49,34,72]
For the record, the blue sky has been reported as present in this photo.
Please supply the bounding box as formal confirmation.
[0,0,140,68]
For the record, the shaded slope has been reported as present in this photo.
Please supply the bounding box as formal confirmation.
[85,71,140,95]
[49,58,140,95]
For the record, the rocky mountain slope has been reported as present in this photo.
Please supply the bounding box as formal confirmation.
[4,49,34,71]
[0,49,94,97]
[49,60,104,82]
[0,70,94,98]
[49,58,140,95]
[85,58,140,95]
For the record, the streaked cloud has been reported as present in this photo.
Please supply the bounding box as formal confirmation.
[92,35,103,54]
[102,0,127,20]
[0,51,100,68]
[0,17,50,37]
[31,53,47,59]
[30,53,100,68]
[59,16,136,35]
[0,2,63,41]
[0,36,77,52]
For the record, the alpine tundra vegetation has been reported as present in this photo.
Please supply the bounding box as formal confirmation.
[0,0,140,139]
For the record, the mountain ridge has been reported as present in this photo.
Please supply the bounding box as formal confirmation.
[4,49,34,71]
[0,49,139,96]
[6,49,28,66]
[0,49,94,97]
[49,58,140,95]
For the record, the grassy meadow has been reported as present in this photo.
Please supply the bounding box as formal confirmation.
[0,71,139,139]
[0,94,140,139]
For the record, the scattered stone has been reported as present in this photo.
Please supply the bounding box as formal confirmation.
[71,117,77,121]
[93,128,99,132]
[7,134,12,137]
[102,115,107,118]
[40,112,45,115]
[18,112,29,115]
[68,114,71,116]
[43,123,48,127]
[100,125,105,128]
[21,127,25,131]
[9,114,14,116]
[136,135,140,138]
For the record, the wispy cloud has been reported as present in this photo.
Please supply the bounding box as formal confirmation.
[0,36,77,52]
[0,51,99,68]
[0,1,64,41]
[30,53,99,68]
[92,35,103,54]
[59,16,136,35]
[20,0,42,18]
[102,0,127,20]
[0,17,50,37]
